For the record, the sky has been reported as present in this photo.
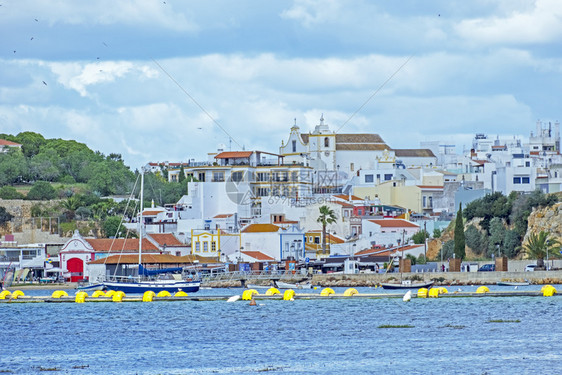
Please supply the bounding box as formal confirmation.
[1,0,562,170]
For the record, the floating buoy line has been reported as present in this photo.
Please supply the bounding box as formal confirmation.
[0,286,559,304]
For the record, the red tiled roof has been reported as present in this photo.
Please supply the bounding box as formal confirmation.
[142,210,164,216]
[214,214,234,219]
[369,219,419,228]
[148,233,184,247]
[215,151,253,159]
[242,224,281,233]
[241,251,275,261]
[0,139,21,146]
[88,253,218,265]
[85,238,159,252]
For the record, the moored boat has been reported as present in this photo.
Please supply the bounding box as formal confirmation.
[496,281,530,286]
[380,280,434,289]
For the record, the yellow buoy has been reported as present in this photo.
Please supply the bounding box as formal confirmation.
[265,288,280,296]
[112,291,125,302]
[51,290,68,299]
[156,290,171,298]
[105,290,117,298]
[242,289,259,300]
[476,286,489,294]
[143,291,156,302]
[438,287,448,294]
[543,285,557,297]
[320,288,335,296]
[417,288,428,298]
[75,291,88,303]
[0,290,12,299]
[283,289,295,301]
[11,290,25,299]
[174,291,188,297]
[428,288,439,298]
[344,288,358,297]
[541,285,553,292]
[92,290,106,298]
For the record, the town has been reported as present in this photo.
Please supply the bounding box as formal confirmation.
[1,116,561,286]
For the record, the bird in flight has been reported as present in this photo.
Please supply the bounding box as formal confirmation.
[42,81,47,86]
[34,18,38,22]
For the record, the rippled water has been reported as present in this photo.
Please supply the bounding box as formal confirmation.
[1,286,561,374]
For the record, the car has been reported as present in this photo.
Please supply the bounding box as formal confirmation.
[478,264,495,272]
[525,264,537,272]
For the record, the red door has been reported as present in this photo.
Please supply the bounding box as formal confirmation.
[66,257,84,282]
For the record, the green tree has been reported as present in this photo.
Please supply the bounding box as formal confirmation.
[464,224,483,255]
[454,203,465,260]
[178,165,186,184]
[0,206,13,226]
[411,229,429,244]
[439,240,455,260]
[0,186,24,199]
[29,149,61,181]
[317,205,337,255]
[523,231,561,269]
[103,215,127,238]
[433,228,442,238]
[15,131,46,157]
[503,229,521,258]
[26,181,56,200]
[487,217,506,257]
[0,148,29,185]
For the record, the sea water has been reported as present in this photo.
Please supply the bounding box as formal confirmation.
[1,287,561,374]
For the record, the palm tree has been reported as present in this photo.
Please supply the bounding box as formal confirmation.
[523,231,560,269]
[317,205,337,255]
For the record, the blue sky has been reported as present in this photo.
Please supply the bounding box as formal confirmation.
[1,0,561,169]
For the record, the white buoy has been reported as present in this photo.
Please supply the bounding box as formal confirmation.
[402,290,412,302]
[514,286,518,290]
[457,288,462,292]
[227,295,240,303]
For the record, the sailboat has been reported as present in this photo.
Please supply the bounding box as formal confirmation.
[100,169,200,294]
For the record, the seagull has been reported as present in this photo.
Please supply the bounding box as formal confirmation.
[42,81,47,86]
[30,37,34,40]
[34,18,38,22]
[102,42,108,47]
[13,50,16,53]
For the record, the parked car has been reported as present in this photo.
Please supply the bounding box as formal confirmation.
[525,264,537,272]
[478,264,495,272]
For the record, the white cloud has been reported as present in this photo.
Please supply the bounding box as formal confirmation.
[456,0,562,45]
[280,0,343,27]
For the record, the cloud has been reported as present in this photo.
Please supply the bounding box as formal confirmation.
[49,61,158,97]
[456,0,562,45]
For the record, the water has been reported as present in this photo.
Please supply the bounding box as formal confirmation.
[1,287,561,374]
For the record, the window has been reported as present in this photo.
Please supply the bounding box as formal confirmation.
[257,172,269,182]
[314,237,320,244]
[350,163,354,172]
[212,172,224,182]
[203,242,209,252]
[211,242,216,252]
[423,196,427,207]
[522,177,530,184]
[231,171,244,182]
[198,172,206,182]
[384,174,393,181]
[358,209,363,216]
[513,177,521,184]
[429,196,433,208]
[525,161,530,167]
[195,242,200,252]
[365,174,374,183]
[292,140,297,153]
[324,137,330,147]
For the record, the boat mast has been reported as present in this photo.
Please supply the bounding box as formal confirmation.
[139,169,144,267]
